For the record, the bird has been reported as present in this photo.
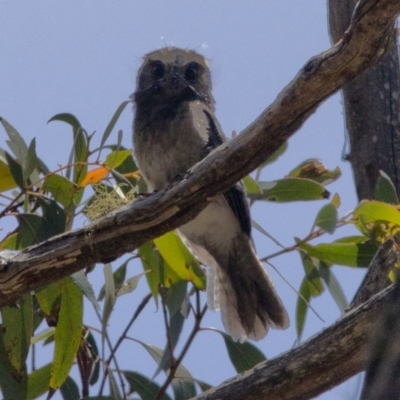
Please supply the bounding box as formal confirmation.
[132,47,289,342]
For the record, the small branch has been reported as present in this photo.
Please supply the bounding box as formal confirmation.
[95,306,126,398]
[98,292,152,394]
[155,290,207,400]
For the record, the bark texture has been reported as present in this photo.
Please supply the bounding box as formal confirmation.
[194,286,394,400]
[329,0,400,200]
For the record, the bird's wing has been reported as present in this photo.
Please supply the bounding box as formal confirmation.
[202,109,252,237]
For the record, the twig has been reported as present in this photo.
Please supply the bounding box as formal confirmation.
[98,292,152,395]
[155,290,207,400]
[160,284,175,369]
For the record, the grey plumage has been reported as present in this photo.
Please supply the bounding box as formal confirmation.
[132,47,289,341]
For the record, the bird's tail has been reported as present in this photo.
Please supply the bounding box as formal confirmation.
[210,232,289,342]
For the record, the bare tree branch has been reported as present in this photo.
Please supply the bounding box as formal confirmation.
[0,0,399,310]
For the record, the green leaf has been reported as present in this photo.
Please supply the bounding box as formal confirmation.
[27,363,51,400]
[138,242,181,301]
[374,170,399,204]
[251,220,284,247]
[113,146,140,188]
[48,113,82,130]
[31,327,55,345]
[251,178,330,202]
[17,214,47,247]
[167,280,188,317]
[35,282,61,320]
[296,277,311,341]
[243,175,262,195]
[355,200,400,226]
[100,101,130,148]
[37,196,66,236]
[50,278,83,390]
[154,231,205,289]
[86,331,100,386]
[73,128,88,187]
[319,263,348,312]
[335,235,370,244]
[298,240,378,267]
[105,149,132,169]
[157,305,185,376]
[220,332,266,373]
[17,198,65,248]
[102,263,116,331]
[195,379,213,392]
[43,174,76,208]
[98,258,129,301]
[134,341,192,378]
[49,113,87,201]
[261,142,288,167]
[15,197,66,248]
[108,371,122,400]
[1,117,29,163]
[0,232,21,250]
[314,203,338,234]
[172,377,196,400]
[138,242,161,300]
[0,326,27,400]
[60,376,80,400]
[0,148,18,192]
[298,251,324,296]
[25,138,38,181]
[288,159,341,185]
[70,271,100,310]
[5,151,24,189]
[116,272,147,298]
[124,371,172,400]
[152,282,188,378]
[0,294,32,388]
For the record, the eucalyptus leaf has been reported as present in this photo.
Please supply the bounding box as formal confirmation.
[298,240,378,268]
[314,203,338,234]
[123,371,172,400]
[100,100,130,148]
[251,178,330,202]
[319,263,348,313]
[374,170,399,204]
[50,278,83,391]
[220,332,266,373]
[296,277,311,341]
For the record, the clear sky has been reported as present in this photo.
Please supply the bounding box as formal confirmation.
[1,2,367,399]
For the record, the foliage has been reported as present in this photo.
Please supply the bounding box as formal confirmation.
[0,104,398,399]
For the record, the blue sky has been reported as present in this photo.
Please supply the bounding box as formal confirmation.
[1,2,366,399]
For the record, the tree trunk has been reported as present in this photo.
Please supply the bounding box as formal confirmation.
[329,0,400,200]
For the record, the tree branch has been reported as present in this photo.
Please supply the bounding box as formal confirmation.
[0,0,399,309]
[193,285,396,400]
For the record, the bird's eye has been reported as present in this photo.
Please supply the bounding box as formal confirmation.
[152,62,165,79]
[185,62,198,82]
